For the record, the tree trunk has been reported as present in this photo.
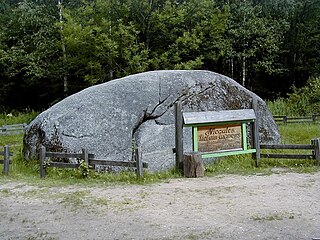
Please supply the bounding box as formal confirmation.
[242,56,246,87]
[231,58,234,79]
[58,0,68,96]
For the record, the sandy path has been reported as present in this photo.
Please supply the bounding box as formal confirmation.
[0,172,319,240]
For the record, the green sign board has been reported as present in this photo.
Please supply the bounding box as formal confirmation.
[183,109,257,158]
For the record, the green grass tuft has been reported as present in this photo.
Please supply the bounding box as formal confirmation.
[0,111,38,126]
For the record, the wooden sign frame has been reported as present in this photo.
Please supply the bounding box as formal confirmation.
[175,99,260,169]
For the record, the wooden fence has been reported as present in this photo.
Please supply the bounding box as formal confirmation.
[274,114,320,124]
[40,146,148,178]
[0,145,12,175]
[0,123,27,135]
[260,138,320,164]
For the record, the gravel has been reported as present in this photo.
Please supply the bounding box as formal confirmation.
[0,172,319,240]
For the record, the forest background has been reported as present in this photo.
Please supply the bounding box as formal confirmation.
[0,0,319,113]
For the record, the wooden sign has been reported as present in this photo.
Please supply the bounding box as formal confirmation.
[175,101,259,172]
[178,107,257,162]
[197,124,242,152]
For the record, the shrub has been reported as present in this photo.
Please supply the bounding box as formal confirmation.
[268,77,320,116]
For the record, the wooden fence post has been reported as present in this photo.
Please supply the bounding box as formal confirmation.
[251,98,260,167]
[312,138,320,165]
[135,147,143,177]
[3,145,10,175]
[40,145,46,178]
[183,153,204,178]
[175,101,183,171]
[82,148,89,165]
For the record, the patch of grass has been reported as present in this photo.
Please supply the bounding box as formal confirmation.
[0,188,11,197]
[252,213,284,221]
[0,111,38,126]
[278,123,320,144]
[41,166,183,186]
[21,188,49,198]
[91,197,111,206]
[58,190,90,210]
[205,151,318,176]
[0,134,23,147]
[251,212,295,221]
[205,154,263,176]
[180,229,221,240]
[49,191,142,212]
[267,98,292,116]
[205,122,319,176]
[9,153,41,180]
[259,123,319,173]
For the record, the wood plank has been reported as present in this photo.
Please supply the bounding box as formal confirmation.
[82,148,88,165]
[260,153,314,159]
[0,131,24,135]
[46,152,83,158]
[197,124,242,152]
[1,127,25,130]
[201,149,256,158]
[287,116,312,120]
[251,98,260,167]
[2,123,26,128]
[183,109,256,125]
[312,138,320,165]
[0,160,12,164]
[260,144,314,150]
[90,159,148,168]
[285,121,313,124]
[0,152,13,156]
[40,146,46,178]
[3,145,10,175]
[135,147,143,177]
[175,101,184,170]
[47,162,80,168]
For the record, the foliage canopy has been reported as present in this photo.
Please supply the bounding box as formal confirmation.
[0,0,319,112]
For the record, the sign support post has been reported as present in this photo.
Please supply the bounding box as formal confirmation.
[175,101,183,171]
[251,98,260,167]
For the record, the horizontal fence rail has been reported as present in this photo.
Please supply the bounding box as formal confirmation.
[40,146,148,178]
[0,145,12,175]
[89,159,148,168]
[260,138,320,163]
[274,114,320,124]
[0,123,27,135]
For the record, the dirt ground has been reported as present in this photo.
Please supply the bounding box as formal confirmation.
[0,171,319,240]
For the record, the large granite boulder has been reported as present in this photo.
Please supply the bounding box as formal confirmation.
[23,70,280,172]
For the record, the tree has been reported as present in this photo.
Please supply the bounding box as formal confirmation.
[137,0,228,70]
[225,0,287,94]
[0,0,63,110]
[283,0,320,88]
[61,0,149,86]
